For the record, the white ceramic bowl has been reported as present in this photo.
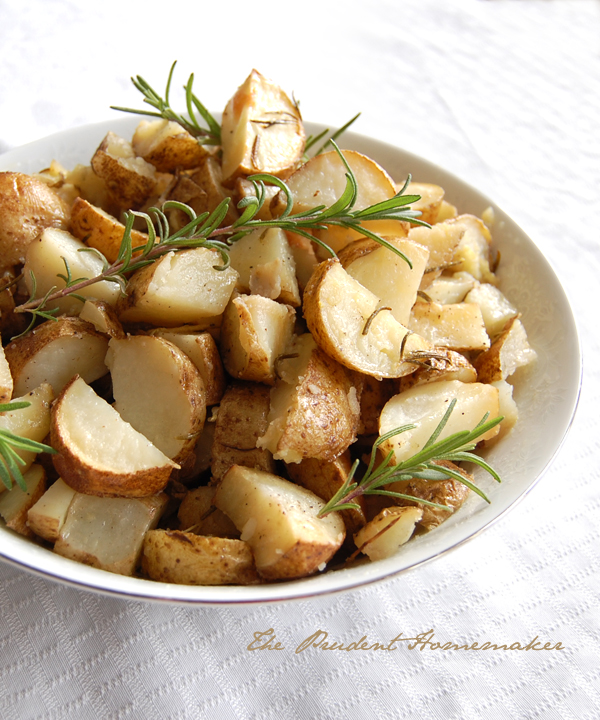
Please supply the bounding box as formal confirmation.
[0,118,581,604]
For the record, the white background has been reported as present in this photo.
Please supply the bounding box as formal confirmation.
[0,1,599,718]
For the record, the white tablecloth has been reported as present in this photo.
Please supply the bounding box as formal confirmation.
[1,2,599,718]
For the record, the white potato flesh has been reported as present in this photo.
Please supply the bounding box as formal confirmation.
[0,344,12,402]
[51,377,176,497]
[214,465,345,579]
[408,302,491,352]
[464,282,518,338]
[221,69,305,185]
[343,238,430,325]
[0,384,53,475]
[379,380,501,464]
[491,380,519,437]
[474,318,538,383]
[23,228,121,315]
[227,227,300,306]
[354,506,422,561]
[448,215,495,283]
[26,477,77,542]
[405,182,445,224]
[118,248,238,326]
[6,318,109,397]
[220,293,296,384]
[0,464,46,536]
[105,336,206,462]
[303,258,430,378]
[79,300,126,339]
[407,220,465,271]
[424,272,477,304]
[54,493,167,575]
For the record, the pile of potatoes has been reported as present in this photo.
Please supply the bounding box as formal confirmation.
[0,70,537,585]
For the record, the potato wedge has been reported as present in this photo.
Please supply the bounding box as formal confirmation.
[5,317,109,397]
[214,465,345,580]
[23,228,121,315]
[0,172,70,270]
[447,215,496,283]
[220,293,296,384]
[354,506,422,561]
[132,119,209,172]
[0,383,54,476]
[464,282,519,338]
[272,149,408,254]
[407,220,465,272]
[211,381,275,483]
[286,452,366,536]
[70,197,149,263]
[257,333,361,464]
[117,248,238,326]
[423,272,477,305]
[404,182,445,225]
[408,301,491,352]
[142,529,258,585]
[221,69,305,186]
[78,300,126,339]
[51,376,177,497]
[339,236,429,326]
[379,379,500,464]
[26,477,77,542]
[54,492,168,575]
[0,464,46,537]
[357,375,397,436]
[303,258,430,379]
[91,131,156,208]
[106,335,206,465]
[474,317,537,383]
[227,227,300,306]
[149,330,225,406]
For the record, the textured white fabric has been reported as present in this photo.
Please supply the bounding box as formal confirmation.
[1,1,599,718]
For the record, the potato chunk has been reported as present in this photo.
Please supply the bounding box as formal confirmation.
[221,69,305,186]
[5,317,109,397]
[0,344,13,403]
[214,465,345,579]
[474,317,537,383]
[51,377,177,498]
[0,464,46,537]
[408,301,491,352]
[132,119,209,172]
[0,172,70,270]
[117,248,238,326]
[354,506,422,561]
[303,258,430,379]
[26,477,77,542]
[379,380,500,464]
[142,530,258,585]
[257,333,361,464]
[54,492,168,575]
[105,335,206,465]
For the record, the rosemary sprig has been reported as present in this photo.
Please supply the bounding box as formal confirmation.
[0,402,57,491]
[110,61,221,146]
[13,143,428,323]
[318,399,503,517]
[304,112,362,157]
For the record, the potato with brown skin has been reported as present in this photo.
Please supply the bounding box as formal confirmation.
[408,301,491,352]
[105,335,206,466]
[70,197,149,263]
[142,529,259,585]
[0,172,70,272]
[211,381,275,483]
[404,182,445,225]
[177,486,240,538]
[0,344,13,403]
[79,300,126,339]
[90,132,156,209]
[397,348,477,393]
[354,506,422,561]
[357,375,397,436]
[214,465,345,580]
[132,119,210,172]
[0,464,46,537]
[4,317,110,397]
[51,376,177,498]
[257,333,361,464]
[474,317,537,383]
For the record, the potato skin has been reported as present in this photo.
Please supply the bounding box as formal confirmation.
[0,172,70,270]
[142,530,259,585]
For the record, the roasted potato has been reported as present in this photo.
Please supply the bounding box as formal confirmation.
[0,464,46,537]
[132,119,209,172]
[214,465,345,580]
[474,317,537,383]
[177,486,240,538]
[408,301,491,352]
[142,529,258,585]
[26,477,77,542]
[354,506,422,561]
[0,172,70,271]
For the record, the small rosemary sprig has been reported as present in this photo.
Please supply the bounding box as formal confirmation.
[318,399,503,517]
[304,112,362,157]
[13,143,428,323]
[0,401,57,492]
[110,61,221,146]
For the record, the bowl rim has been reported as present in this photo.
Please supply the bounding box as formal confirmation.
[0,117,583,605]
